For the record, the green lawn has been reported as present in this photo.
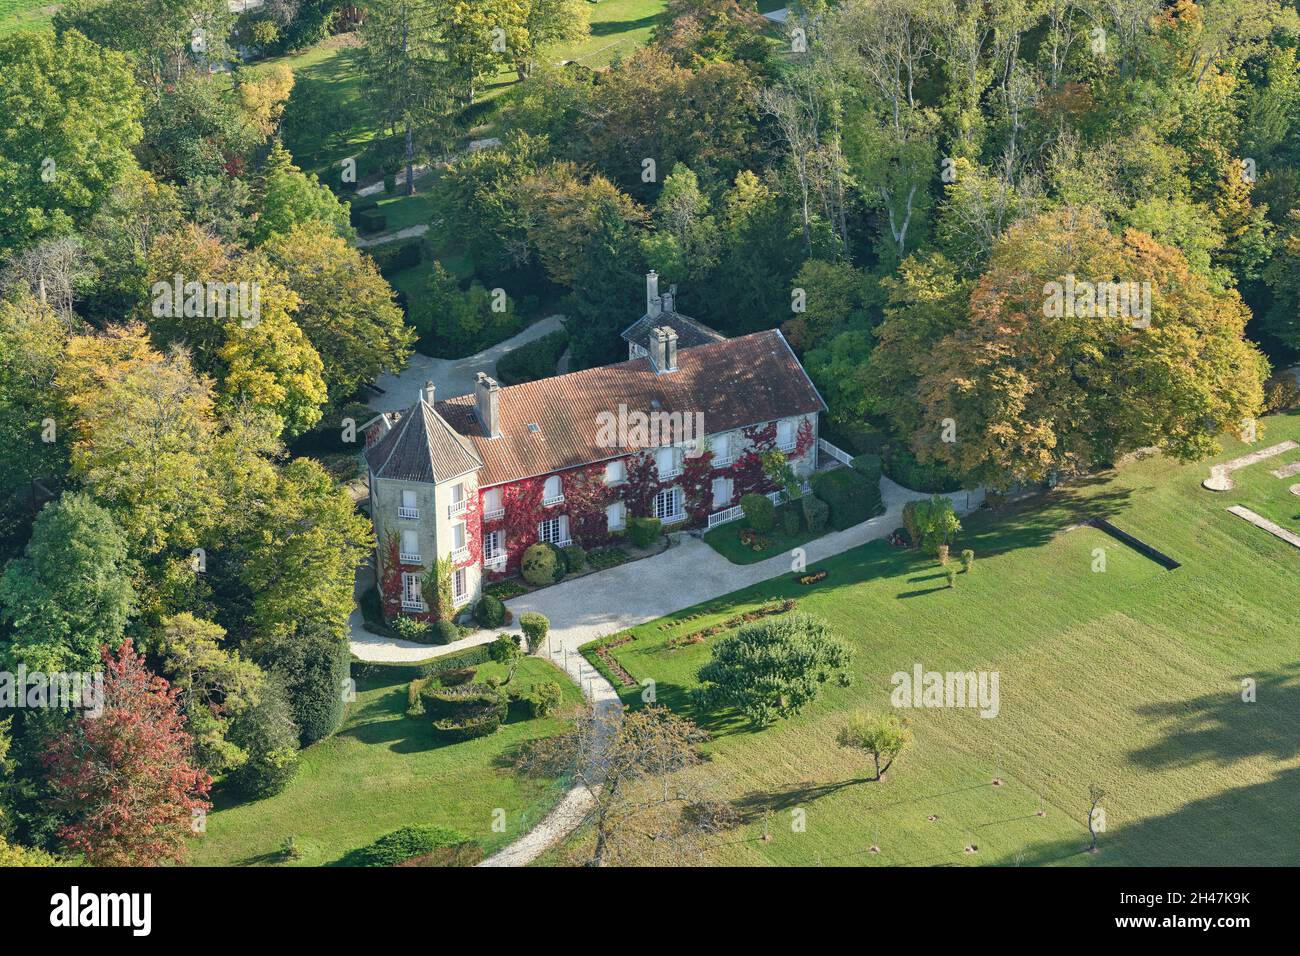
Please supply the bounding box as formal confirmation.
[590,411,1300,866]
[703,501,827,564]
[189,656,583,866]
[0,0,55,36]
[1225,439,1300,532]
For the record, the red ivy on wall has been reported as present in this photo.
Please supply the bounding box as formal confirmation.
[455,491,482,571]
[379,532,435,623]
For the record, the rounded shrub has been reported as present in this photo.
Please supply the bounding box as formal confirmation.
[521,542,560,586]
[802,495,829,534]
[528,681,564,718]
[341,825,472,867]
[781,508,801,537]
[475,593,506,628]
[432,619,460,645]
[740,493,775,532]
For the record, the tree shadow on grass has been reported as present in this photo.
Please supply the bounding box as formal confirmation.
[1126,663,1300,770]
[590,16,661,39]
[897,586,950,599]
[731,777,876,823]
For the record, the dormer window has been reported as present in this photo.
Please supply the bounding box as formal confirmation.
[542,475,564,506]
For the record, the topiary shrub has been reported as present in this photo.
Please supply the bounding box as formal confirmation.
[562,544,586,572]
[781,508,801,537]
[812,467,882,531]
[937,543,950,565]
[740,493,775,532]
[521,542,560,586]
[628,516,661,548]
[802,495,829,534]
[475,593,506,628]
[527,681,564,718]
[340,825,474,867]
[519,612,550,654]
[945,566,957,588]
[423,682,508,740]
[432,620,460,645]
[961,549,975,573]
[438,667,477,686]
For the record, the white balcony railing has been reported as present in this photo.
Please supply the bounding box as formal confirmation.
[484,507,505,521]
[483,553,506,570]
[712,456,733,467]
[542,494,565,507]
[399,551,421,564]
[777,440,796,453]
[657,512,686,525]
[401,599,426,612]
[450,546,470,564]
[397,506,419,519]
[447,499,467,519]
[658,467,682,480]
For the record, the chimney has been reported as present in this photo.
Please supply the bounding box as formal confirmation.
[650,327,677,374]
[475,372,500,438]
[662,284,676,314]
[646,270,662,318]
[422,380,436,405]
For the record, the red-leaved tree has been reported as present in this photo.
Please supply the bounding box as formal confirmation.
[43,640,212,866]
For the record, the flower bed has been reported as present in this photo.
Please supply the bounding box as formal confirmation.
[585,546,630,571]
[796,570,828,585]
[666,598,798,650]
[588,633,637,687]
[739,528,773,552]
[484,579,528,601]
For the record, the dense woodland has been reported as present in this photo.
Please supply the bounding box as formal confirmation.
[0,0,1298,865]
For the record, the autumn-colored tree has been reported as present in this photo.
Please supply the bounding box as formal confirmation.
[57,324,219,555]
[43,640,211,866]
[262,224,413,405]
[874,207,1268,487]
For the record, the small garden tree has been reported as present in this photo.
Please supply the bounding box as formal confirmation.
[739,492,775,532]
[693,613,853,726]
[836,711,913,781]
[915,494,961,555]
[488,634,523,684]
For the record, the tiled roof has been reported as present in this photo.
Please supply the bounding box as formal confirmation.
[621,311,727,351]
[365,399,483,483]
[436,329,825,487]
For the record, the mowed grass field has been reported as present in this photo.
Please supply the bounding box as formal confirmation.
[189,656,583,866]
[591,411,1300,866]
[0,0,56,35]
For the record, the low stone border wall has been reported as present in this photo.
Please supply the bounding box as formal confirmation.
[1088,518,1181,570]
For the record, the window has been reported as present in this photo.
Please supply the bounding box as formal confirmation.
[401,572,424,611]
[604,459,625,484]
[655,446,680,479]
[452,568,467,605]
[483,530,505,566]
[653,488,683,522]
[712,433,732,466]
[606,501,626,531]
[447,482,467,517]
[711,477,733,509]
[451,522,468,560]
[483,487,504,520]
[398,489,419,519]
[542,475,564,506]
[538,515,570,545]
[400,529,420,563]
[777,419,796,452]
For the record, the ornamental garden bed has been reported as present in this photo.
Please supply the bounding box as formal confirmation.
[704,502,828,565]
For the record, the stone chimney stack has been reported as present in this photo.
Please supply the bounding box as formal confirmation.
[475,372,500,438]
[646,270,662,318]
[650,327,677,373]
[423,380,436,406]
[661,284,676,314]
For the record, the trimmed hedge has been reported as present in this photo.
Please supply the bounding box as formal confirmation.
[883,445,963,493]
[370,240,422,277]
[801,494,829,534]
[339,825,474,867]
[740,493,775,532]
[495,329,569,385]
[629,516,661,548]
[812,466,882,531]
[562,544,585,572]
